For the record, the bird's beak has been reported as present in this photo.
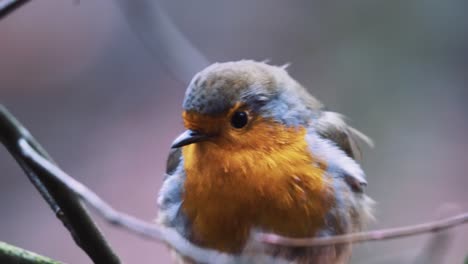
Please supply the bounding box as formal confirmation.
[171,130,211,148]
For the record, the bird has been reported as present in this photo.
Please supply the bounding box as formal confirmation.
[157,60,374,264]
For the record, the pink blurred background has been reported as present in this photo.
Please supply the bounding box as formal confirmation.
[0,1,467,263]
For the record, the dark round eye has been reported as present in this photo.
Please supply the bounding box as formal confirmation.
[230,111,248,129]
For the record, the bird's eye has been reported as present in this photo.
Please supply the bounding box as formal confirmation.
[230,111,248,129]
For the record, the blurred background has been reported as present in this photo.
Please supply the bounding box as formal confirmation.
[0,0,467,263]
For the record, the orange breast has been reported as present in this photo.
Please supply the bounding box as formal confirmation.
[181,121,334,253]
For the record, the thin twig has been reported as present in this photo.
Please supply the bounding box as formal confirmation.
[3,106,468,262]
[0,241,61,264]
[17,129,468,250]
[0,106,121,264]
[18,138,165,241]
[0,0,30,19]
[18,138,238,264]
[258,212,468,247]
[411,204,459,264]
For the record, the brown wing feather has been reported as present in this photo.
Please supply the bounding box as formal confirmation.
[315,111,373,161]
[165,147,182,177]
[314,111,373,192]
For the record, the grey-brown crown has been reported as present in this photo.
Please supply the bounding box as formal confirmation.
[182,60,323,125]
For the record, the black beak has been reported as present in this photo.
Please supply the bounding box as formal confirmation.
[171,130,210,148]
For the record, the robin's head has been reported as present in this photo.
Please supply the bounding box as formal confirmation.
[172,60,322,149]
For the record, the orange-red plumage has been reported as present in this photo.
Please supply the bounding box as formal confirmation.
[182,110,334,253]
[158,60,373,264]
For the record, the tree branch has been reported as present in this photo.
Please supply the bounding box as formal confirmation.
[0,106,121,264]
[18,137,237,264]
[2,104,468,262]
[14,110,468,250]
[0,0,30,19]
[17,137,165,241]
[257,212,468,247]
[3,0,465,262]
[0,241,61,264]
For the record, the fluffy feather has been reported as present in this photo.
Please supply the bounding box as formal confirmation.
[158,60,373,263]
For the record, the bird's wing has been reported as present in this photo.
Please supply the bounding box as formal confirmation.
[159,147,191,235]
[315,111,373,161]
[314,111,373,192]
[165,147,182,177]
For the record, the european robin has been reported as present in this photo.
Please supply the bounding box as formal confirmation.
[158,60,374,264]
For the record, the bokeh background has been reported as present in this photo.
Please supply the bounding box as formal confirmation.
[1,1,467,263]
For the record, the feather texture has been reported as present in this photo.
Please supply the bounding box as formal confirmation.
[157,60,373,263]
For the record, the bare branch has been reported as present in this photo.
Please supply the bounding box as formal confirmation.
[18,138,238,264]
[0,106,121,264]
[2,105,468,262]
[411,204,460,264]
[0,241,61,264]
[17,126,468,251]
[0,0,30,19]
[18,138,165,241]
[257,212,468,247]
